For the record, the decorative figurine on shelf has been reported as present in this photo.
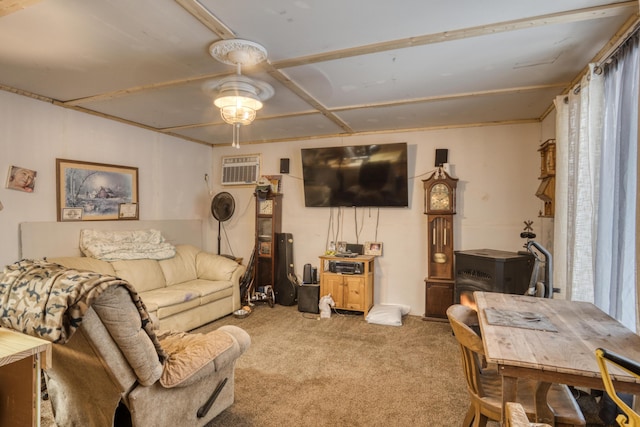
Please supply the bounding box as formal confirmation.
[319,294,335,319]
[520,220,536,240]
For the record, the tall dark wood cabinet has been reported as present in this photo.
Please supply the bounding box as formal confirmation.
[422,167,458,321]
[254,193,282,292]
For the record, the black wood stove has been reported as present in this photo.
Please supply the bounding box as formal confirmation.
[454,249,535,304]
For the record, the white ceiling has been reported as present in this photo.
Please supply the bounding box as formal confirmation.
[1,0,638,146]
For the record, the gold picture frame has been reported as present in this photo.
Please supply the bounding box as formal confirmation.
[56,159,139,221]
[364,241,383,256]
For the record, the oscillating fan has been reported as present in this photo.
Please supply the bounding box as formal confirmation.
[211,192,236,255]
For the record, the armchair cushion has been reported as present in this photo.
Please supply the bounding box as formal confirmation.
[158,330,233,388]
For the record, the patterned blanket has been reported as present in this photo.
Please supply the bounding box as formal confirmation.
[0,259,167,361]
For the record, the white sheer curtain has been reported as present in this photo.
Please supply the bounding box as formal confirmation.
[554,34,639,332]
[553,64,604,302]
[595,33,639,331]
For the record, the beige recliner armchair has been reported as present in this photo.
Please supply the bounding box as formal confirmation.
[44,285,250,427]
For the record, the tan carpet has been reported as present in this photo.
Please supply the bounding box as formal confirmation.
[199,305,468,427]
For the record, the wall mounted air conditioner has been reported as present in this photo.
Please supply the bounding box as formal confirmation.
[221,154,261,186]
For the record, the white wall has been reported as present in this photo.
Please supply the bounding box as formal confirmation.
[1,89,547,316]
[212,123,545,315]
[0,90,214,266]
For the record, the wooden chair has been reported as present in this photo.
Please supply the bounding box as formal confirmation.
[595,348,640,427]
[446,304,586,427]
[506,402,552,427]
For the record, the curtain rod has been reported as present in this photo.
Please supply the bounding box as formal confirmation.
[567,21,639,102]
[597,18,640,67]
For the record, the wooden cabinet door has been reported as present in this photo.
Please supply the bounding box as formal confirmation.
[343,275,364,311]
[425,280,454,319]
[322,274,345,307]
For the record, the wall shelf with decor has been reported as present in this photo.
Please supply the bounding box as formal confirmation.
[536,139,556,218]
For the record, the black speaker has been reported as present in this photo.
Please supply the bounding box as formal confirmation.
[435,149,448,166]
[298,284,320,313]
[280,158,290,174]
[303,263,313,284]
[274,233,297,305]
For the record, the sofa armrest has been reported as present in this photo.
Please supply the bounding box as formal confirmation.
[196,252,245,310]
[195,252,239,281]
[230,264,246,310]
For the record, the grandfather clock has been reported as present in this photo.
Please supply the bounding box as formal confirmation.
[423,167,458,320]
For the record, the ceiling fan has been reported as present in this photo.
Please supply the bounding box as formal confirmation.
[211,191,236,255]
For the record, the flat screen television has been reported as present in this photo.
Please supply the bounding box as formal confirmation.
[301,142,409,207]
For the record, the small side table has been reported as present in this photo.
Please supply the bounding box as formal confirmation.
[0,328,52,427]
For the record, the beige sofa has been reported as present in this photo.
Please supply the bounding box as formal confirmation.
[49,244,246,332]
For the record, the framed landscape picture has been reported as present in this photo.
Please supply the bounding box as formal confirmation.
[56,159,138,221]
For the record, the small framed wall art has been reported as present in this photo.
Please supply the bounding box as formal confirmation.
[364,242,383,256]
[61,208,83,221]
[6,165,37,193]
[118,203,138,219]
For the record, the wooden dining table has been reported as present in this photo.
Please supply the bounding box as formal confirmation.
[474,291,640,426]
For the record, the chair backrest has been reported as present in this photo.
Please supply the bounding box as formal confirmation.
[44,285,165,427]
[446,304,488,398]
[595,348,640,427]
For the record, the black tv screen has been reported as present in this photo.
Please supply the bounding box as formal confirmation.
[301,142,409,207]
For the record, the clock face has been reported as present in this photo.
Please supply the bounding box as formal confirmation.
[429,183,451,210]
[259,199,273,215]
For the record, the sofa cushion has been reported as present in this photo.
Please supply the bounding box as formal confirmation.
[158,245,199,286]
[139,288,201,319]
[110,259,167,293]
[170,279,232,298]
[196,252,239,281]
[48,257,116,276]
[170,279,234,306]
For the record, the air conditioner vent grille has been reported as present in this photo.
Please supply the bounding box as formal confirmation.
[221,155,260,185]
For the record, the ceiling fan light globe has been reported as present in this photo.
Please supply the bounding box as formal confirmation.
[214,94,263,111]
[220,106,256,125]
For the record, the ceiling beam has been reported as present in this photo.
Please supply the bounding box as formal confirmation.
[173,0,235,39]
[272,2,638,69]
[72,1,637,107]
